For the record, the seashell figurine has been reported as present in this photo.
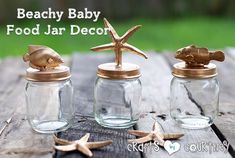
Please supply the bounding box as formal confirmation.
[23,45,64,71]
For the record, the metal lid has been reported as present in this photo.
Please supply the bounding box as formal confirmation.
[91,18,147,79]
[173,62,217,78]
[97,63,140,79]
[172,45,225,78]
[26,66,71,82]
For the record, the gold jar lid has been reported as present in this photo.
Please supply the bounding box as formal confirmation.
[23,45,70,81]
[91,18,147,79]
[172,45,225,79]
[97,63,140,79]
[173,62,217,78]
[26,66,71,82]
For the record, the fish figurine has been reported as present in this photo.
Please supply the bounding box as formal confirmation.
[175,45,225,67]
[23,45,64,71]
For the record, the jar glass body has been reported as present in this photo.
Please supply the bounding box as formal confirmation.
[25,79,74,133]
[170,76,219,129]
[94,77,142,128]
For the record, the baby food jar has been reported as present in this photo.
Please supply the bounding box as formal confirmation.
[94,63,143,128]
[170,45,225,129]
[91,18,147,128]
[91,18,148,128]
[24,45,74,133]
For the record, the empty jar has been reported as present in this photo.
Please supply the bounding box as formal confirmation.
[91,18,148,128]
[94,63,143,128]
[170,45,225,129]
[24,45,74,133]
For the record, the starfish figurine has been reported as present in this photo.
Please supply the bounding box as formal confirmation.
[91,18,147,67]
[54,133,112,157]
[128,121,184,146]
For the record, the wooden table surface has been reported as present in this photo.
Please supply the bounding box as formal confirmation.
[0,50,234,158]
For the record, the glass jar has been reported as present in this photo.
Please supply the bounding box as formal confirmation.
[94,77,142,128]
[90,17,148,128]
[170,45,225,129]
[170,44,225,129]
[25,66,74,133]
[170,76,219,129]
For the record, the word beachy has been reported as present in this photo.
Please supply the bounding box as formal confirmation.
[17,8,101,22]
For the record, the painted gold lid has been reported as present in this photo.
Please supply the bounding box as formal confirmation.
[91,18,147,79]
[23,45,71,82]
[173,62,217,78]
[172,45,225,78]
[26,66,71,82]
[97,63,140,79]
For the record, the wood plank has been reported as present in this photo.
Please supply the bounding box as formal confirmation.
[0,56,73,158]
[55,53,142,158]
[123,52,232,158]
[225,47,235,59]
[70,53,114,117]
[214,50,235,152]
[163,52,235,156]
[0,58,24,104]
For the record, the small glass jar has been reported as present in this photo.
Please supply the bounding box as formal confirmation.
[25,66,74,133]
[92,57,147,128]
[94,77,142,128]
[170,45,225,129]
[170,53,225,129]
[91,18,148,128]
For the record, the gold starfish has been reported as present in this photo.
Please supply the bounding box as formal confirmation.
[91,18,147,67]
[128,121,184,146]
[54,133,112,157]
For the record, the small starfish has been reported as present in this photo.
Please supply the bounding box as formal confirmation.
[128,121,184,146]
[54,133,112,157]
[91,18,147,67]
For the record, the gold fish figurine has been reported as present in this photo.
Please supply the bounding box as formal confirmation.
[23,45,64,71]
[175,45,225,67]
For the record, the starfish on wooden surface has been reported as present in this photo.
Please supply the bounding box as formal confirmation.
[54,133,112,157]
[128,121,184,146]
[91,18,147,67]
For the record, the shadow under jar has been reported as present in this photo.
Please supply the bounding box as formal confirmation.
[170,62,220,129]
[25,66,74,133]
